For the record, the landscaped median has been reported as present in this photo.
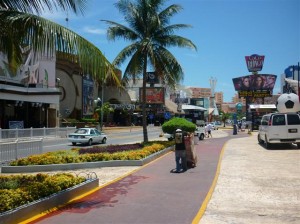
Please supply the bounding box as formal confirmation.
[0,141,174,223]
[1,141,174,173]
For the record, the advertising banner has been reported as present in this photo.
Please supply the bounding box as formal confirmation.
[0,49,56,87]
[232,74,276,91]
[82,75,94,116]
[139,87,164,104]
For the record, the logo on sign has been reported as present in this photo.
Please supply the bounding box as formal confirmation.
[245,54,265,72]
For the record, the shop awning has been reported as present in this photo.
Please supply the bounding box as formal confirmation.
[0,85,60,104]
[165,99,184,114]
[249,104,276,109]
[182,104,207,111]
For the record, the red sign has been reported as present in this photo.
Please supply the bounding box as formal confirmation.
[139,87,165,104]
[245,54,265,72]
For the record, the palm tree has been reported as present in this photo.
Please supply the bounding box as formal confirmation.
[219,110,231,127]
[102,0,197,142]
[0,0,117,82]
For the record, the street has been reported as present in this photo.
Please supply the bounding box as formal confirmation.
[42,126,165,153]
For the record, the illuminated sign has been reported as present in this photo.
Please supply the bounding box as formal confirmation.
[245,54,265,72]
[238,90,271,98]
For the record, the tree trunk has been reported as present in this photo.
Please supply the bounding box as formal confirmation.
[142,55,149,142]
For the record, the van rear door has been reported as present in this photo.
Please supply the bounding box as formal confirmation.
[270,114,288,139]
[286,114,300,139]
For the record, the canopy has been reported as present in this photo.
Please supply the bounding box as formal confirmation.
[249,104,276,109]
[181,104,207,111]
[165,99,185,114]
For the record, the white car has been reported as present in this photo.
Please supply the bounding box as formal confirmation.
[195,126,205,140]
[68,128,107,146]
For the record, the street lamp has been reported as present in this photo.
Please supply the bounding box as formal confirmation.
[94,97,103,130]
[100,82,104,131]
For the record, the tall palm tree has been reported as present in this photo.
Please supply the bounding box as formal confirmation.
[0,0,116,81]
[102,0,197,142]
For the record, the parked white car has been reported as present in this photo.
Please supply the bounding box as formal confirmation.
[68,128,107,146]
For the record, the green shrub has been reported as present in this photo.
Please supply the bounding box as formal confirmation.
[162,117,196,134]
[81,118,98,123]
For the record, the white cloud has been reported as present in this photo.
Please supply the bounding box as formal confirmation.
[83,27,106,35]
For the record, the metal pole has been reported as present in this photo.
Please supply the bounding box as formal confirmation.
[100,81,104,131]
[298,62,300,101]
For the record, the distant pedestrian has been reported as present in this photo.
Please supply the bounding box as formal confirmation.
[174,128,187,173]
[205,124,213,138]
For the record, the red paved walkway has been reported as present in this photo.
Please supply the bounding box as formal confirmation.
[30,131,248,224]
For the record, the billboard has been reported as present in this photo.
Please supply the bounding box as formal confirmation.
[232,74,276,91]
[139,87,164,104]
[82,75,94,116]
[245,54,265,72]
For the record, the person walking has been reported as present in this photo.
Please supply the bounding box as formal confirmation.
[206,123,213,138]
[174,128,187,173]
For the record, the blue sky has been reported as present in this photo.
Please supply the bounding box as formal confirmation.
[41,0,299,102]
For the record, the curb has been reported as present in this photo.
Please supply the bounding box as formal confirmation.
[1,146,174,173]
[0,178,99,224]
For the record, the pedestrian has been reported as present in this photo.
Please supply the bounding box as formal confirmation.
[174,128,187,173]
[206,123,213,138]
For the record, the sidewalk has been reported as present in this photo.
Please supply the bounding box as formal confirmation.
[199,132,300,224]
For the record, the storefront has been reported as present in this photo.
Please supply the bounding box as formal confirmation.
[248,104,277,130]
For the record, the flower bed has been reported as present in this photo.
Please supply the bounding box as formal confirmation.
[9,141,174,166]
[2,142,174,173]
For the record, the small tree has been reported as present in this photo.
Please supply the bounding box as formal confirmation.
[95,102,114,125]
[162,117,196,134]
[219,110,231,127]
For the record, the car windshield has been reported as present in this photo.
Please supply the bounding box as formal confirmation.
[75,129,88,134]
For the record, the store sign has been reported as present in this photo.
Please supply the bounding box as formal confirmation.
[110,104,136,110]
[245,54,265,72]
[146,72,159,84]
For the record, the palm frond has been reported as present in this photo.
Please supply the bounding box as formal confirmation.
[0,11,118,82]
[0,0,87,15]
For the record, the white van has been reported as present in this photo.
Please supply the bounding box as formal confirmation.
[258,112,300,149]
